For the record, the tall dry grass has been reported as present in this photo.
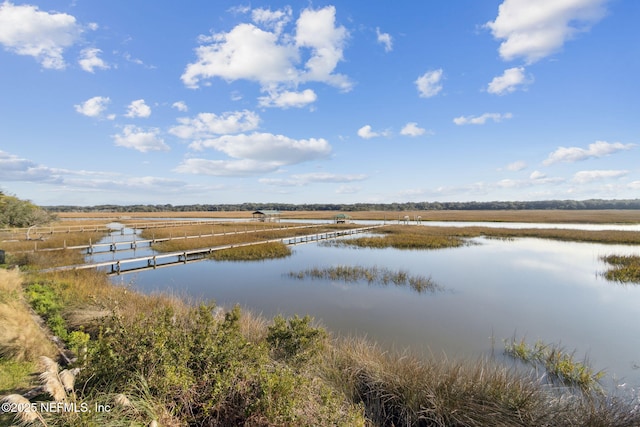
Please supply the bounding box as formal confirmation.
[0,268,57,362]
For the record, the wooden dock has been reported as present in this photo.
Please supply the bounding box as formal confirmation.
[41,225,383,276]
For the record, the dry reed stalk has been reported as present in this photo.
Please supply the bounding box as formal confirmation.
[39,356,66,402]
[1,394,46,425]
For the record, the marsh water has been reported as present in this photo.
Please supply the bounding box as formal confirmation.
[94,222,640,394]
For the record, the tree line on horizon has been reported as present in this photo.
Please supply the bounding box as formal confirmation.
[43,199,640,213]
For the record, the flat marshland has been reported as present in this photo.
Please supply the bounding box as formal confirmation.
[57,208,640,223]
[1,210,640,425]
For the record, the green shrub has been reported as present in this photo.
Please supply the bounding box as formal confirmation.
[267,314,327,367]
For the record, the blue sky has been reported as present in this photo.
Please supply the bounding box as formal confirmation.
[0,0,638,206]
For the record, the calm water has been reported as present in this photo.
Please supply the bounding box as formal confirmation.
[99,225,640,393]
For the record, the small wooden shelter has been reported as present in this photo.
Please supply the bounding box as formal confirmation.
[333,213,352,224]
[252,210,281,222]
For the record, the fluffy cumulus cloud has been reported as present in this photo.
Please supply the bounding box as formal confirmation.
[543,140,635,165]
[170,110,260,140]
[181,5,350,107]
[0,1,81,69]
[357,125,382,139]
[453,112,513,125]
[125,99,152,118]
[376,27,392,52]
[171,108,331,176]
[78,48,109,73]
[485,0,609,64]
[258,88,317,108]
[415,69,443,98]
[572,169,628,184]
[189,133,331,164]
[174,138,331,177]
[74,96,112,118]
[400,122,427,137]
[172,101,188,112]
[487,67,531,95]
[112,125,169,152]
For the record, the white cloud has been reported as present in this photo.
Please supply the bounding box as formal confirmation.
[295,6,350,89]
[505,160,527,171]
[487,67,531,95]
[251,6,292,35]
[112,125,168,152]
[258,88,317,108]
[172,101,188,112]
[415,69,443,98]
[572,169,628,184]
[486,0,609,64]
[376,27,392,52]
[174,158,281,176]
[189,132,331,165]
[181,6,351,96]
[170,110,260,140]
[357,125,380,139]
[78,48,109,73]
[453,112,513,125]
[400,122,427,137]
[125,99,152,118]
[74,96,111,118]
[529,170,546,180]
[629,181,640,190]
[543,140,635,165]
[0,2,81,69]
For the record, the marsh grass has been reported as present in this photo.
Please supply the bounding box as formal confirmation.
[601,255,640,283]
[290,265,442,294]
[333,225,640,250]
[149,223,355,253]
[504,337,605,393]
[209,241,292,261]
[330,226,469,250]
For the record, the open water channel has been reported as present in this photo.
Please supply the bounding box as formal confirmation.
[89,221,640,396]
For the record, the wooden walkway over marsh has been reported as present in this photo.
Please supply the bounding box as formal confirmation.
[41,225,384,276]
[18,223,333,254]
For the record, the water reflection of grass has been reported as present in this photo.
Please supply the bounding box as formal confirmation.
[504,337,605,393]
[289,265,442,293]
[601,255,640,283]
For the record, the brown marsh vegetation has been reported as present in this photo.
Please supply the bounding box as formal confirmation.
[56,209,640,223]
[601,255,640,283]
[289,265,442,294]
[334,224,640,250]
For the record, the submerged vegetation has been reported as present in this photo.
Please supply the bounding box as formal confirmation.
[289,265,442,294]
[601,254,640,283]
[504,337,605,393]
